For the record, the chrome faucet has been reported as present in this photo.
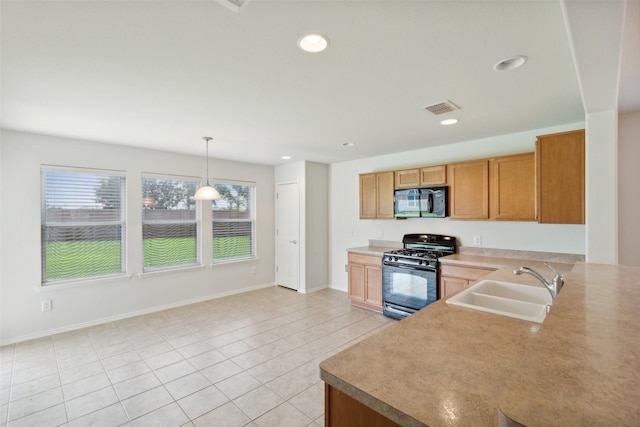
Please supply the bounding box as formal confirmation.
[513,262,564,302]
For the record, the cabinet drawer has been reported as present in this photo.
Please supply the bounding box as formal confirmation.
[439,264,495,281]
[348,253,382,266]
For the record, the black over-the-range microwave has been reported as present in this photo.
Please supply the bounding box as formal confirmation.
[393,186,448,218]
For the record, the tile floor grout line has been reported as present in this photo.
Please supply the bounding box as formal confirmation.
[2,288,395,427]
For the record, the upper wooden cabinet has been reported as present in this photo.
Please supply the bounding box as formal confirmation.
[394,169,420,189]
[376,172,395,218]
[358,130,583,223]
[359,171,394,219]
[490,153,536,220]
[536,130,585,224]
[420,165,447,186]
[448,154,536,221]
[448,160,489,219]
[394,165,446,189]
[359,173,377,219]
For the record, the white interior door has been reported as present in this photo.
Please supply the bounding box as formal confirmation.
[276,182,300,290]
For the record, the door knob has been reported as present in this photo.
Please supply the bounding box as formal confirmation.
[289,240,297,244]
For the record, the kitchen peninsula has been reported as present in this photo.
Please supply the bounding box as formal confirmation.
[320,260,640,426]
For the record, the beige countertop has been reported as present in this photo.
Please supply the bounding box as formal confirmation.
[320,260,640,426]
[347,245,400,256]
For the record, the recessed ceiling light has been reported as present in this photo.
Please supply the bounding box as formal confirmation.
[298,34,329,53]
[440,119,458,125]
[493,55,528,71]
[281,155,291,160]
[342,142,355,147]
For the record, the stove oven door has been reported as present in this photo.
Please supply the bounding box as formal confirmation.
[382,264,437,320]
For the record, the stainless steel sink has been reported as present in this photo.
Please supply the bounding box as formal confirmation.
[446,279,552,323]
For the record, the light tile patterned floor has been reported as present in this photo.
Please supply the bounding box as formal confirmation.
[0,287,395,426]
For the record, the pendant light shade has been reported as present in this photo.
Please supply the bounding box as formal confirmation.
[194,137,221,201]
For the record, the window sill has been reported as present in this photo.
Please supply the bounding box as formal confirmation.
[211,257,259,267]
[34,273,134,293]
[137,264,206,279]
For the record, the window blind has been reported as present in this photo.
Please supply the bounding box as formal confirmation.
[41,167,126,283]
[212,182,256,262]
[142,175,199,271]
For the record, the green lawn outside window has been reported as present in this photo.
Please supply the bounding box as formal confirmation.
[45,236,252,280]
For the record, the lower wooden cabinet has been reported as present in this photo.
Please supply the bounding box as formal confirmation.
[439,264,496,299]
[325,383,401,427]
[348,253,383,312]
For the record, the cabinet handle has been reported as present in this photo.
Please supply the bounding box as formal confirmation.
[289,240,297,244]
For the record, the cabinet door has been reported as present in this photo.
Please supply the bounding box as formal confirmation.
[537,130,585,224]
[325,384,402,427]
[348,253,383,312]
[348,263,366,303]
[440,276,468,299]
[376,171,395,219]
[359,173,377,219]
[364,265,382,307]
[420,165,447,186]
[394,169,420,189]
[490,153,536,220]
[448,160,489,219]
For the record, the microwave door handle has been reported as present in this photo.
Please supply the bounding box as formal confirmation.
[422,191,433,215]
[419,190,429,217]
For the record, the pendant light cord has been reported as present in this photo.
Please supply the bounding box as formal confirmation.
[203,136,212,186]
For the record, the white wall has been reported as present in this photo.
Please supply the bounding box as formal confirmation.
[274,161,329,293]
[585,110,618,264]
[304,162,328,292]
[329,122,586,292]
[618,111,640,267]
[0,130,275,345]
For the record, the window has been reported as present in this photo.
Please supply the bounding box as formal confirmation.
[41,167,126,284]
[142,175,199,271]
[212,182,256,262]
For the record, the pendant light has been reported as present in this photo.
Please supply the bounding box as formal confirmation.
[194,137,221,200]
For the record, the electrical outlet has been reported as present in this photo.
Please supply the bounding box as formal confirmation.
[473,236,482,246]
[378,231,384,238]
[251,266,257,275]
[345,264,348,272]
[41,300,52,312]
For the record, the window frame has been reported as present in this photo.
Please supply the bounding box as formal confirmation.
[40,165,128,286]
[141,172,201,272]
[211,180,257,264]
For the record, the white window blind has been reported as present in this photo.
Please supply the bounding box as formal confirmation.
[212,182,256,262]
[41,167,126,284]
[142,175,199,271]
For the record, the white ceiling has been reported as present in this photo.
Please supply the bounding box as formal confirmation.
[1,1,636,166]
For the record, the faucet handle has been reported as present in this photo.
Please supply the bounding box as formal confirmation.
[543,262,562,277]
[544,262,564,288]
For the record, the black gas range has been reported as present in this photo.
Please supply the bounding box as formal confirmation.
[382,234,456,320]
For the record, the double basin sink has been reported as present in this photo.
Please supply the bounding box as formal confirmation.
[446,279,552,323]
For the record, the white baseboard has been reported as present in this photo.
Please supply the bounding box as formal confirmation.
[299,284,329,294]
[1,282,276,346]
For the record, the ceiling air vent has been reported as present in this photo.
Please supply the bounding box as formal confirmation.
[424,100,460,115]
